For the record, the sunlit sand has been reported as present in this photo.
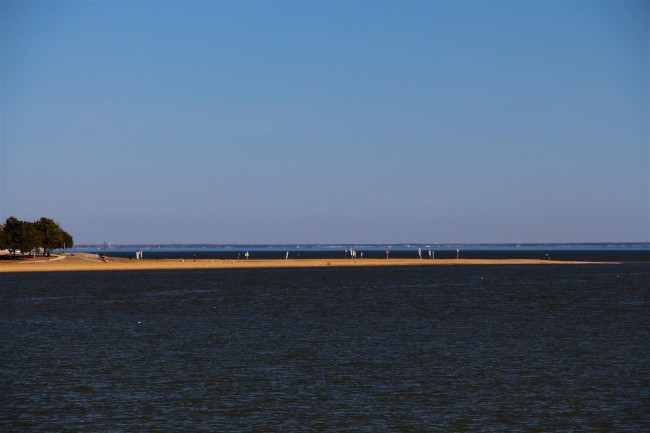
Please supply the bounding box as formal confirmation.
[0,253,607,273]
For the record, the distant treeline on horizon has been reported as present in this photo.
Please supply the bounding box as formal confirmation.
[74,242,650,250]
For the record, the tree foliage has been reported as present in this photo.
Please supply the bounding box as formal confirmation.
[0,216,74,256]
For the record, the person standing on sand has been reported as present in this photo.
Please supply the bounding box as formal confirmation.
[457,249,460,259]
[245,251,249,260]
[286,251,289,260]
[418,248,422,259]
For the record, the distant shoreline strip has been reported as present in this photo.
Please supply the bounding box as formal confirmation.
[0,254,616,273]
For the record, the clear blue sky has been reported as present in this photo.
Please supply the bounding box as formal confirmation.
[1,0,648,244]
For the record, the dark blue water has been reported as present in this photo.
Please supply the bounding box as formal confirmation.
[75,245,650,262]
[2,263,649,431]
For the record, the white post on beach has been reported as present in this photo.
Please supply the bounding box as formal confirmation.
[286,251,289,260]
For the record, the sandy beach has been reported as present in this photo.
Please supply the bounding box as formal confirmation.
[0,253,607,273]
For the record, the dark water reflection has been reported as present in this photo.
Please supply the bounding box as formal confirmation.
[2,264,649,431]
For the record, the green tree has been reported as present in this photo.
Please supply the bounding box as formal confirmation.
[3,216,73,255]
[36,217,65,256]
[3,217,23,255]
[62,230,74,251]
[19,221,42,255]
[0,226,8,250]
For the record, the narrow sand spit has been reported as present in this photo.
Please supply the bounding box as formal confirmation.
[0,253,609,273]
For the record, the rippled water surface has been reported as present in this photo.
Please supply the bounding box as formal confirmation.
[2,264,649,431]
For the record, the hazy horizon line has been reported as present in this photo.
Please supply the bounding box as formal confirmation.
[73,242,650,248]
